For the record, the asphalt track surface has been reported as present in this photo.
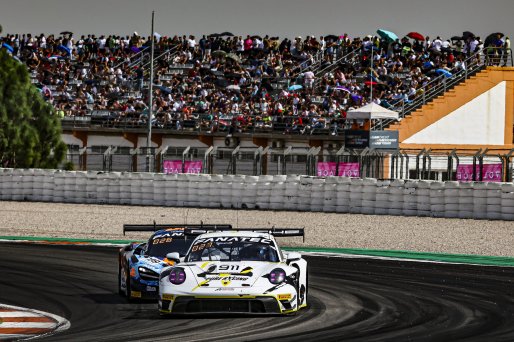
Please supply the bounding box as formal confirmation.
[2,243,514,341]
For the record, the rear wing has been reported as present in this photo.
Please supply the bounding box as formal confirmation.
[123,222,233,235]
[185,227,305,242]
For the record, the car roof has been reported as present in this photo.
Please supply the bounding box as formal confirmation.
[195,230,273,240]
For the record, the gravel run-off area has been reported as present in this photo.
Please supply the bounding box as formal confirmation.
[0,201,513,257]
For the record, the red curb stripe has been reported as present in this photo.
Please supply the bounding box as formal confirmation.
[0,327,53,334]
[1,317,56,323]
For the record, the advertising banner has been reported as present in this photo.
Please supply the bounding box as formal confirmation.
[317,162,360,178]
[163,160,203,174]
[456,163,502,182]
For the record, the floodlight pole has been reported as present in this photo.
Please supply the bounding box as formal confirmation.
[147,10,155,172]
[370,42,373,103]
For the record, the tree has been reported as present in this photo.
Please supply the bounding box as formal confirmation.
[0,47,66,168]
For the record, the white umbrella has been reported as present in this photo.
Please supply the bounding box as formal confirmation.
[226,85,241,92]
[346,103,399,120]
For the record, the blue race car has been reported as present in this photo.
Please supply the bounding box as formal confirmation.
[118,223,232,301]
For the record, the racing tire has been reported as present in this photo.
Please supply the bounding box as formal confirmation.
[118,265,124,296]
[125,274,134,303]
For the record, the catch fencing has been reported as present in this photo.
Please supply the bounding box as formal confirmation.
[65,146,514,182]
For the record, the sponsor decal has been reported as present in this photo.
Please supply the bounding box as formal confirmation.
[278,294,292,300]
[146,286,157,292]
[152,232,184,239]
[131,291,142,298]
[193,236,272,245]
[215,288,235,291]
[162,294,175,301]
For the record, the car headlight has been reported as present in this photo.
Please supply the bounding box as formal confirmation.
[269,268,286,284]
[168,268,186,285]
[138,266,159,280]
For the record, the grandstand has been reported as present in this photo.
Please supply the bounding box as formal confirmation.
[1,31,513,181]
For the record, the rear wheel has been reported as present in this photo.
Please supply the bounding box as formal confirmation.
[118,265,124,296]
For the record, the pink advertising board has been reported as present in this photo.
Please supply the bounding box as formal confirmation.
[163,160,203,174]
[456,163,502,182]
[317,162,360,178]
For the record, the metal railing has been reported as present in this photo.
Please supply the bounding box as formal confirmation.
[113,46,151,70]
[313,46,362,88]
[373,47,513,130]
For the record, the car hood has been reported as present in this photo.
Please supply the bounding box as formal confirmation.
[182,261,278,288]
[136,255,170,273]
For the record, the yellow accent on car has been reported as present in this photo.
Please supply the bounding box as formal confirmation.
[240,268,253,274]
[162,294,175,301]
[278,294,292,300]
[200,261,210,269]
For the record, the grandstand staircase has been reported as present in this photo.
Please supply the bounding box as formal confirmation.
[386,67,514,146]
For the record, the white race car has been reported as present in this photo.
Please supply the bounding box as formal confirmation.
[158,228,307,315]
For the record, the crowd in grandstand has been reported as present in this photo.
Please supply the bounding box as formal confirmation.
[1,30,511,134]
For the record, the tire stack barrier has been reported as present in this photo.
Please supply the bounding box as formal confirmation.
[486,183,502,220]
[0,168,512,220]
[310,177,325,212]
[322,177,338,213]
[270,175,287,211]
[284,176,300,211]
[298,177,313,211]
[335,177,351,213]
[430,182,445,218]
[501,184,514,220]
[416,181,432,217]
[388,180,405,216]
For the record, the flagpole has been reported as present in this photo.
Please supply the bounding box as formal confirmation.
[147,10,155,172]
[370,39,373,103]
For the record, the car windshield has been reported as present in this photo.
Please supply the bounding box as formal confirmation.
[186,236,279,262]
[146,233,193,258]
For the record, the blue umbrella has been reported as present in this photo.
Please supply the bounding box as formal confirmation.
[57,45,71,54]
[2,43,14,53]
[435,69,452,78]
[288,84,303,91]
[377,29,398,43]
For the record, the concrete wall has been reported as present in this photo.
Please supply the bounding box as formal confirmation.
[0,168,513,220]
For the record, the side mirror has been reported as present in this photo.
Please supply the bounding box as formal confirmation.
[286,252,302,261]
[166,252,181,264]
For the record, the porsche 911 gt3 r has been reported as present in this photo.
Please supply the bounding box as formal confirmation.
[119,223,231,301]
[159,228,307,315]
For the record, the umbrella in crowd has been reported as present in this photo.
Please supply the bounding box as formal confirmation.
[462,31,475,40]
[324,34,339,41]
[334,86,351,93]
[209,33,221,38]
[484,32,504,47]
[2,43,14,53]
[364,81,378,86]
[435,69,452,78]
[57,45,71,54]
[377,29,398,42]
[407,32,424,41]
[130,46,140,53]
[155,85,172,94]
[226,53,241,64]
[60,31,73,35]
[226,84,241,92]
[288,84,303,91]
[219,32,234,37]
[212,50,227,58]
